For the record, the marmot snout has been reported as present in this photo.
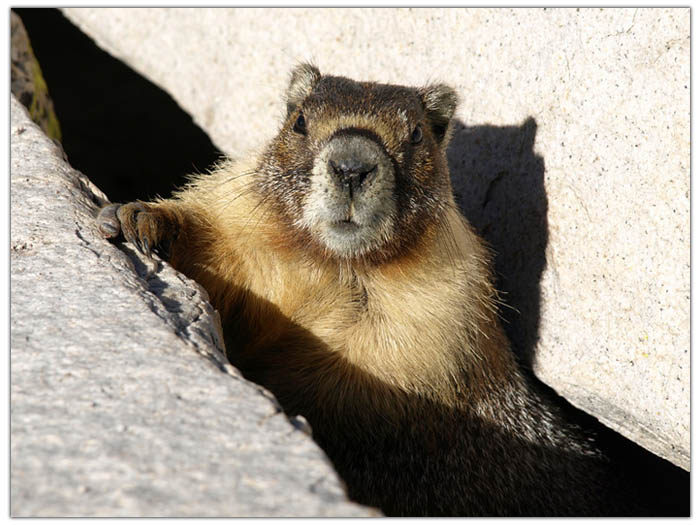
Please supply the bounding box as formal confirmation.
[304,132,396,257]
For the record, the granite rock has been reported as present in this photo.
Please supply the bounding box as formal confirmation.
[10,11,61,141]
[58,7,690,471]
[10,95,375,517]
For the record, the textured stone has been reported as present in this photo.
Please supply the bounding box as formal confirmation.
[10,11,61,141]
[10,95,375,517]
[60,7,690,470]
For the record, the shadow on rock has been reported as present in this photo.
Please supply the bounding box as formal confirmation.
[448,117,547,367]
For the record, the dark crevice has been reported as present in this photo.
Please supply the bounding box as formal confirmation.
[14,7,223,204]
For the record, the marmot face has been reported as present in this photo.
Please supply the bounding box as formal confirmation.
[258,63,458,263]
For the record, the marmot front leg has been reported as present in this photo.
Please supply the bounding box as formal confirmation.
[97,201,180,260]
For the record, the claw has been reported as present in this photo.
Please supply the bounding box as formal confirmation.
[141,234,152,258]
[97,203,122,239]
[123,229,138,251]
[99,221,120,238]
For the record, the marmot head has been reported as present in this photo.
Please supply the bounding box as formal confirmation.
[258,63,458,264]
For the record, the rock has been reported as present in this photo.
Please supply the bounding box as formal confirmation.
[10,95,376,517]
[10,11,61,142]
[59,7,689,471]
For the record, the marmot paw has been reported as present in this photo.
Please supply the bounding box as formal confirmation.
[96,202,176,260]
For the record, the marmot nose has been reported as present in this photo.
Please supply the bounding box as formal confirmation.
[329,158,377,192]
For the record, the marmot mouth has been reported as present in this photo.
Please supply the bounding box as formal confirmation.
[330,219,361,232]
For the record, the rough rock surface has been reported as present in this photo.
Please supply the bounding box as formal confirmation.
[60,7,690,470]
[10,11,61,141]
[10,95,375,517]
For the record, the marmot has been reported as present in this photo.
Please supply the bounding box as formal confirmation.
[97,64,632,516]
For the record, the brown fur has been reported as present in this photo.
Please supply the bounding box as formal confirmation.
[98,65,633,516]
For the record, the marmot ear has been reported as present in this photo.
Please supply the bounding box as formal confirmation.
[286,63,321,115]
[419,84,458,145]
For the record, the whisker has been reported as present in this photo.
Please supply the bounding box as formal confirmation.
[232,191,277,247]
[215,183,259,212]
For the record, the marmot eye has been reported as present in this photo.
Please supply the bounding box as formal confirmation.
[293,112,307,134]
[411,124,423,144]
